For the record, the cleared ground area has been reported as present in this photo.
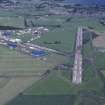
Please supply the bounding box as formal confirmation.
[93,35,105,48]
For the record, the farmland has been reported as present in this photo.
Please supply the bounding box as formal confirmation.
[0,45,69,75]
[33,16,105,53]
[0,7,105,105]
[24,71,75,95]
[4,16,105,105]
[0,16,24,28]
[6,94,76,105]
[0,44,70,105]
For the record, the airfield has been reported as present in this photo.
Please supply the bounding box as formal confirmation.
[0,9,105,105]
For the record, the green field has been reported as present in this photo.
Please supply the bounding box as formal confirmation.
[94,52,105,70]
[29,15,66,26]
[0,9,19,17]
[33,17,105,53]
[0,45,69,75]
[23,19,105,96]
[24,69,104,96]
[0,17,24,28]
[24,71,75,95]
[6,94,76,105]
[4,16,105,105]
[33,27,76,52]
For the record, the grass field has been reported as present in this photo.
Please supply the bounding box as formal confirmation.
[6,94,76,105]
[66,17,105,32]
[94,52,105,70]
[33,25,76,53]
[0,17,24,28]
[33,16,105,53]
[29,15,66,26]
[24,71,76,95]
[24,68,104,96]
[82,40,104,96]
[0,9,18,17]
[0,45,69,75]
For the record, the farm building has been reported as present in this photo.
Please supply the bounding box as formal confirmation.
[7,42,17,49]
[3,31,12,37]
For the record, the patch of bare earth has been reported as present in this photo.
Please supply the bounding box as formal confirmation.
[93,35,105,48]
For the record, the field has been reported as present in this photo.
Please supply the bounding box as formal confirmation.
[94,52,105,70]
[33,16,105,53]
[93,35,105,48]
[33,27,76,53]
[0,44,70,105]
[0,9,18,17]
[0,16,24,28]
[82,34,104,95]
[28,15,66,26]
[24,71,75,95]
[0,12,104,105]
[6,94,76,105]
[6,69,105,105]
[5,16,105,105]
[0,45,70,76]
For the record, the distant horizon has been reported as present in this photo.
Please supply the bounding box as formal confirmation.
[65,0,105,5]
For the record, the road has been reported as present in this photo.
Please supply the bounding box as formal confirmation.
[72,27,83,84]
[0,35,60,56]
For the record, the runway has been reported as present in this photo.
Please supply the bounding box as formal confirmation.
[72,27,83,84]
